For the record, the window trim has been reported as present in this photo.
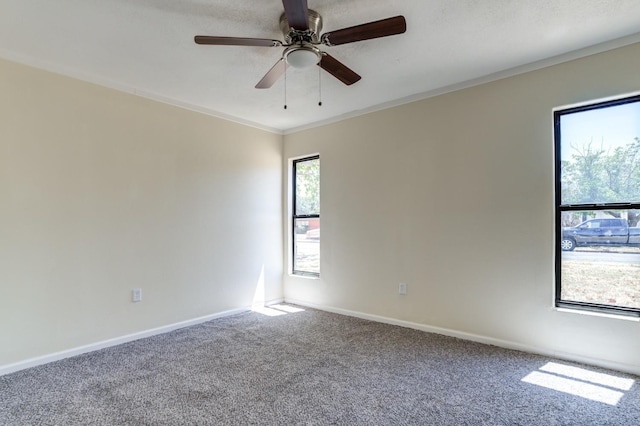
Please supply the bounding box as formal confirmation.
[554,94,640,318]
[292,155,320,277]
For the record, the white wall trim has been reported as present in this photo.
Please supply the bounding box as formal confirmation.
[285,298,640,377]
[3,33,640,136]
[0,303,269,377]
[0,297,286,376]
[3,296,636,377]
[0,49,284,136]
[284,32,640,135]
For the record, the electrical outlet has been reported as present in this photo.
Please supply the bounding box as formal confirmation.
[398,283,407,295]
[132,288,142,303]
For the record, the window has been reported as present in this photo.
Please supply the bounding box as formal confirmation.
[555,95,640,317]
[292,156,320,276]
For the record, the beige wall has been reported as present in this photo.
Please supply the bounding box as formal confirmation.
[3,41,640,373]
[284,42,640,373]
[0,58,283,366]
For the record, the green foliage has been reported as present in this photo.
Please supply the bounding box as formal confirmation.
[603,138,640,201]
[562,138,640,226]
[296,159,320,215]
[562,138,640,205]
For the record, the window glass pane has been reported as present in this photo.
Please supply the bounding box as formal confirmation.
[559,101,640,205]
[295,158,320,215]
[294,218,319,274]
[560,209,640,309]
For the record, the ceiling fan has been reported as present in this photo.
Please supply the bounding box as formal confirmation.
[194,0,406,89]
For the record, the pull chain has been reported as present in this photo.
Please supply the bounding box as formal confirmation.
[318,65,322,107]
[284,64,288,110]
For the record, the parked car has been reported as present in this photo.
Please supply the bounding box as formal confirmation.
[561,218,640,251]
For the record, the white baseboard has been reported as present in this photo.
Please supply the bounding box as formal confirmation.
[4,297,636,377]
[285,298,640,377]
[0,297,286,377]
[0,300,278,377]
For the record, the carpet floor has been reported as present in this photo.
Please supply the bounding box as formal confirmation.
[1,305,638,425]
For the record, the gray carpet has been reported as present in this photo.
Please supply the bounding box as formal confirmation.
[1,305,638,425]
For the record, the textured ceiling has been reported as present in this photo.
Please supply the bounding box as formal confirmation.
[2,0,640,133]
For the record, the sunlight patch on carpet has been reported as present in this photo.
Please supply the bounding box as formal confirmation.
[251,306,288,317]
[269,304,305,313]
[522,362,634,406]
[251,304,306,317]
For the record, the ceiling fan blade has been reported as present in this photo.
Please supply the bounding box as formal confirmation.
[322,16,406,46]
[255,59,289,89]
[282,0,309,31]
[194,36,281,47]
[319,54,361,86]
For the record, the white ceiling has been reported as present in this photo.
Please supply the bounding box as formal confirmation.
[2,1,640,133]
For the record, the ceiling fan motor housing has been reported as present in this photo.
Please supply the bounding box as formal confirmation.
[280,9,323,44]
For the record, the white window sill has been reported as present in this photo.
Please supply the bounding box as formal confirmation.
[289,273,320,280]
[554,307,640,322]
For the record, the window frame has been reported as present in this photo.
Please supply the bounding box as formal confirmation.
[292,155,320,277]
[554,94,640,317]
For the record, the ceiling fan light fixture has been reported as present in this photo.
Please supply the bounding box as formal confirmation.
[285,48,321,68]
